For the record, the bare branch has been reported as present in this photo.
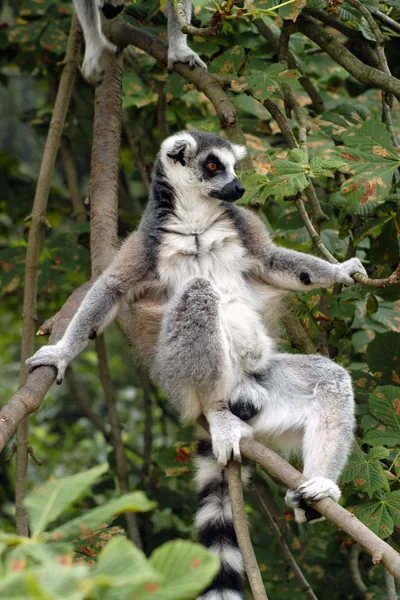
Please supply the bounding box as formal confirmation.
[349,544,368,596]
[197,417,400,581]
[296,14,400,101]
[227,461,269,600]
[0,281,93,453]
[385,570,398,600]
[253,482,318,600]
[372,10,400,35]
[95,334,143,548]
[14,13,82,536]
[252,18,325,114]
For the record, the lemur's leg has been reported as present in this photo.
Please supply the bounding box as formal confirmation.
[166,0,207,72]
[153,277,252,466]
[73,0,119,82]
[289,364,354,522]
[195,438,250,600]
[250,354,355,523]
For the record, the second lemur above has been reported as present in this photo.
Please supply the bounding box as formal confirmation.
[73,0,207,81]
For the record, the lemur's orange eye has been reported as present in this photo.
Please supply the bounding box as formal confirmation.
[207,162,218,172]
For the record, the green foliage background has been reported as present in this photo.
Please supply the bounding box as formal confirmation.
[0,0,400,598]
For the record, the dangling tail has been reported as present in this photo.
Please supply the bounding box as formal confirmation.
[196,439,249,600]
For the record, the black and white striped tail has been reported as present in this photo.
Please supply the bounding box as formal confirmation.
[196,439,250,600]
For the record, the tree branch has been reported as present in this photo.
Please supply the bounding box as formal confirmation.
[252,18,325,114]
[175,1,219,37]
[14,13,82,536]
[385,570,398,600]
[197,417,400,581]
[227,461,269,600]
[296,14,400,101]
[253,482,318,600]
[349,544,368,596]
[0,281,92,453]
[95,334,143,548]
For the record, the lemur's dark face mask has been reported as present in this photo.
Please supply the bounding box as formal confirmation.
[209,178,246,202]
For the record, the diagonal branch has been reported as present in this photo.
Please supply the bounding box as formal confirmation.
[253,482,318,600]
[197,418,400,580]
[296,14,400,101]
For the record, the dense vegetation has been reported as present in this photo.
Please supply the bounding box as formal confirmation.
[1,0,400,598]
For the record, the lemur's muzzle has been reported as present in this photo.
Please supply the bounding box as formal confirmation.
[209,178,245,202]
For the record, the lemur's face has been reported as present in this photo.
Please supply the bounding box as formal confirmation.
[160,131,247,202]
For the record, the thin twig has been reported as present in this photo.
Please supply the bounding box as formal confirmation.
[175,1,220,37]
[349,544,368,596]
[253,482,318,600]
[95,335,143,548]
[122,111,150,193]
[385,570,398,600]
[227,461,269,600]
[14,13,82,536]
[372,10,400,35]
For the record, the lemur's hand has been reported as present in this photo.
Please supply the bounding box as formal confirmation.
[335,258,367,286]
[206,409,253,466]
[167,44,207,73]
[25,341,72,385]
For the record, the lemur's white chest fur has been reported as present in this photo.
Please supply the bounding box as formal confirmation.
[158,192,274,374]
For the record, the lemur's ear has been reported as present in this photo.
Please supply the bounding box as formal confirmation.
[231,143,247,162]
[162,133,197,167]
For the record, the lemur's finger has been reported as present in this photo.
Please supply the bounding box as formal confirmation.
[56,361,68,385]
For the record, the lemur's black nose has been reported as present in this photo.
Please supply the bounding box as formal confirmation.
[235,183,245,198]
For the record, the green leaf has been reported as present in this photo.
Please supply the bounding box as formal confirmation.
[24,464,109,537]
[341,119,398,160]
[39,23,67,54]
[47,492,157,541]
[364,385,400,445]
[339,446,389,497]
[367,333,400,385]
[350,490,400,539]
[147,540,220,600]
[264,156,309,200]
[236,64,299,102]
[93,538,161,599]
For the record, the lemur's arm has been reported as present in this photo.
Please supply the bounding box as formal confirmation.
[74,0,206,82]
[26,232,149,384]
[241,208,367,290]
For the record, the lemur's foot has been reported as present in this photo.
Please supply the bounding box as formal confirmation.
[207,409,253,466]
[82,36,120,83]
[25,342,72,385]
[167,45,207,73]
[285,477,341,524]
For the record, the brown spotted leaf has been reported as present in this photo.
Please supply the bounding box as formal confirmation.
[363,386,400,447]
[349,490,400,539]
[339,446,389,497]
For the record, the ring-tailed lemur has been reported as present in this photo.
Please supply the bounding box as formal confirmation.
[26,131,361,600]
[74,0,207,81]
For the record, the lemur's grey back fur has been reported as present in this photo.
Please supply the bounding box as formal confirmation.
[26,130,365,600]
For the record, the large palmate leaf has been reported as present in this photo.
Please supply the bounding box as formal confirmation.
[363,386,400,447]
[340,446,389,497]
[367,333,400,386]
[147,540,220,600]
[232,64,299,102]
[333,120,400,205]
[350,491,400,539]
[24,464,109,537]
[47,492,156,541]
